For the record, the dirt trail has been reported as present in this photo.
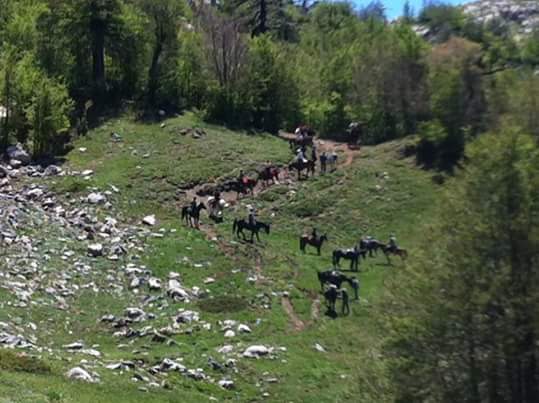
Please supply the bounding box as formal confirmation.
[281,296,306,332]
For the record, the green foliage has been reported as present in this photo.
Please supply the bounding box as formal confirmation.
[26,77,73,157]
[382,128,539,402]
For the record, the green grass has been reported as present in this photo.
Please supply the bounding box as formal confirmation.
[0,112,442,402]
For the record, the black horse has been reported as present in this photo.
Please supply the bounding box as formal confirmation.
[317,270,355,291]
[232,218,270,243]
[288,159,315,180]
[299,234,327,255]
[332,247,364,271]
[359,238,384,257]
[181,202,206,228]
[324,286,338,316]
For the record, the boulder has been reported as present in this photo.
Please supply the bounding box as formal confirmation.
[142,215,156,226]
[243,345,270,358]
[87,193,107,204]
[7,145,30,165]
[87,243,103,257]
[66,367,96,383]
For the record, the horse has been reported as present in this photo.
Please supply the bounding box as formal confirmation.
[324,286,338,316]
[181,202,206,228]
[258,167,280,187]
[359,238,384,257]
[230,177,257,198]
[382,245,408,264]
[332,247,364,272]
[317,270,355,291]
[232,218,270,243]
[299,234,327,255]
[288,159,315,180]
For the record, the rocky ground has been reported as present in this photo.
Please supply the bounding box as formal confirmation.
[0,153,286,396]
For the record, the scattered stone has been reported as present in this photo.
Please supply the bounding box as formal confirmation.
[219,379,235,390]
[243,345,270,358]
[87,192,107,204]
[142,215,156,226]
[87,243,103,257]
[66,367,97,383]
[314,343,326,353]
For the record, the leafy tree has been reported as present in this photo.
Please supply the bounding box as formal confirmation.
[27,77,73,157]
[383,128,539,402]
[140,0,185,109]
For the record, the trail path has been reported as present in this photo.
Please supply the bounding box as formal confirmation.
[281,296,306,332]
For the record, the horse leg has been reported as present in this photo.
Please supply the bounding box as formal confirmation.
[255,230,261,242]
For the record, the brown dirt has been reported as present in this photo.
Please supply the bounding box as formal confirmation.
[281,296,306,332]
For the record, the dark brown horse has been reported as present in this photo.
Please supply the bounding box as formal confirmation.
[299,234,328,255]
[232,219,270,243]
[258,167,280,187]
[181,202,206,228]
[229,177,257,198]
[288,159,315,180]
[382,244,408,264]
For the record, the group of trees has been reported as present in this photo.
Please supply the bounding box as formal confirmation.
[0,0,538,161]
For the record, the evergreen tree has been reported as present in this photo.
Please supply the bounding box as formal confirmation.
[383,128,539,402]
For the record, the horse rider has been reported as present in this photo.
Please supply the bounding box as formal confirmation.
[320,151,328,174]
[340,288,350,315]
[311,227,318,241]
[351,277,359,300]
[238,169,248,186]
[248,206,257,226]
[263,160,272,176]
[388,233,398,252]
[325,284,338,314]
[296,147,307,164]
[190,197,197,212]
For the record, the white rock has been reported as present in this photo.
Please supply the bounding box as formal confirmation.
[142,215,156,226]
[238,324,252,334]
[243,345,270,358]
[148,277,162,291]
[87,193,106,204]
[125,307,145,320]
[314,343,326,353]
[219,379,235,389]
[87,243,103,257]
[81,170,94,177]
[217,345,234,354]
[203,277,215,284]
[175,310,199,323]
[224,330,235,338]
[66,367,96,383]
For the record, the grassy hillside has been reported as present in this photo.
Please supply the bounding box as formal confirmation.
[0,113,441,402]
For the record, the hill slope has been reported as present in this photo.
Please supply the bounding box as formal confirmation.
[0,113,441,402]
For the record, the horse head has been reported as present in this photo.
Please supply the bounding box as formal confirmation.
[264,223,271,234]
[321,234,328,242]
[199,202,207,211]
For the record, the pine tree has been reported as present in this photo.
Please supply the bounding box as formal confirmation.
[383,128,539,402]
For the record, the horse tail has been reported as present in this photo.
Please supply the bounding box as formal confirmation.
[332,250,337,266]
[181,207,186,220]
[232,219,238,234]
[299,237,304,252]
